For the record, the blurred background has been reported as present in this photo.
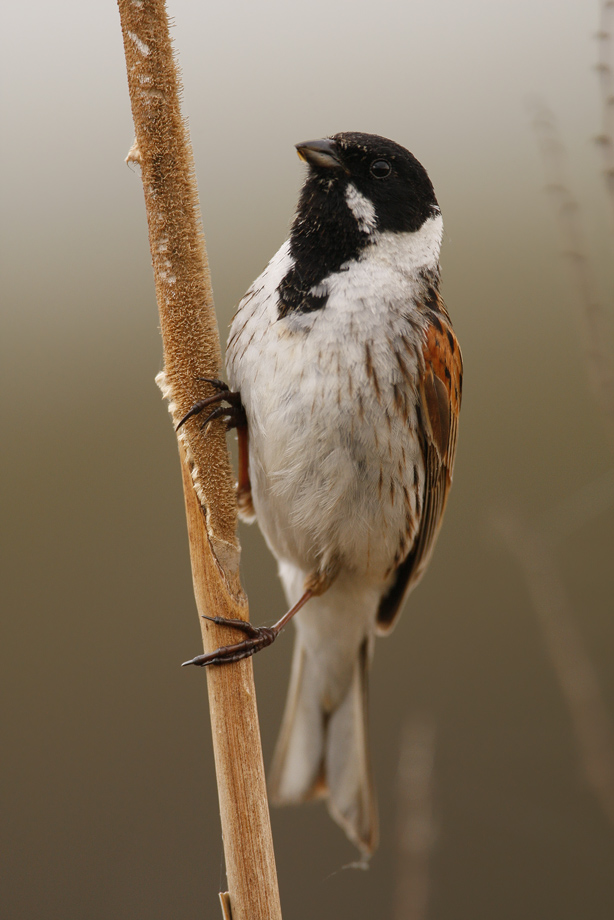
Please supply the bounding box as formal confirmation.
[2,0,614,917]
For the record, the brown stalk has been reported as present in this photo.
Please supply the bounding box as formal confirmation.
[596,0,614,226]
[394,715,437,920]
[530,101,614,447]
[499,82,614,831]
[116,2,282,918]
[493,512,614,828]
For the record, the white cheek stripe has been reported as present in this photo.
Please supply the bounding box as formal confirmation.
[345,183,377,233]
[371,214,443,273]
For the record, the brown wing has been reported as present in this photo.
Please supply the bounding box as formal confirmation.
[376,306,462,633]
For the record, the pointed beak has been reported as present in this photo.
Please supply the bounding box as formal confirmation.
[295,138,344,170]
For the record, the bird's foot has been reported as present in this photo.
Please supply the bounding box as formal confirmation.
[176,378,246,432]
[181,615,277,667]
[181,588,316,668]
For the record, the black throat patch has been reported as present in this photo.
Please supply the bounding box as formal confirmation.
[278,174,371,319]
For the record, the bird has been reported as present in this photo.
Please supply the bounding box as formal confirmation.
[179,132,462,855]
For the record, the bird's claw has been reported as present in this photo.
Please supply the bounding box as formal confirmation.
[176,379,246,432]
[201,613,261,638]
[181,619,277,668]
[196,377,229,392]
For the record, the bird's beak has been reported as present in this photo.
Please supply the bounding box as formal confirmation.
[295,138,344,170]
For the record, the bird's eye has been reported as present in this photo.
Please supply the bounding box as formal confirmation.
[370,159,391,178]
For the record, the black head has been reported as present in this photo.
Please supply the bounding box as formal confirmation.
[296,132,439,234]
[278,132,440,318]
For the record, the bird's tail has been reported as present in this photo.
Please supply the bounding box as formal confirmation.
[269,628,378,855]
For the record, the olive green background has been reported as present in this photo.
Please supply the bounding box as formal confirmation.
[2,1,614,918]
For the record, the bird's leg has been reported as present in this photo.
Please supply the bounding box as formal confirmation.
[176,378,246,433]
[181,592,313,667]
[181,569,336,668]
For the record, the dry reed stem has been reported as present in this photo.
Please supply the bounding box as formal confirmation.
[394,716,437,920]
[596,1,614,225]
[117,2,282,917]
[531,102,614,447]
[180,448,282,919]
[493,512,614,828]
[506,68,614,834]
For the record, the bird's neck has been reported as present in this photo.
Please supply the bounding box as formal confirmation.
[278,175,369,318]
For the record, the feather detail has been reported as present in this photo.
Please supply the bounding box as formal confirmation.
[376,308,462,632]
[269,591,379,856]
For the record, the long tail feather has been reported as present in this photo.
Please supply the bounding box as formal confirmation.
[269,633,378,854]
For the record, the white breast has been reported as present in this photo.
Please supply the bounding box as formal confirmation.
[226,218,442,587]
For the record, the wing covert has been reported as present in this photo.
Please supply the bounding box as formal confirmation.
[376,306,462,632]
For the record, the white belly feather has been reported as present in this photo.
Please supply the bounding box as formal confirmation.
[226,221,441,588]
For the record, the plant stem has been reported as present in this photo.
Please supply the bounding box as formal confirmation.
[117,2,282,916]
